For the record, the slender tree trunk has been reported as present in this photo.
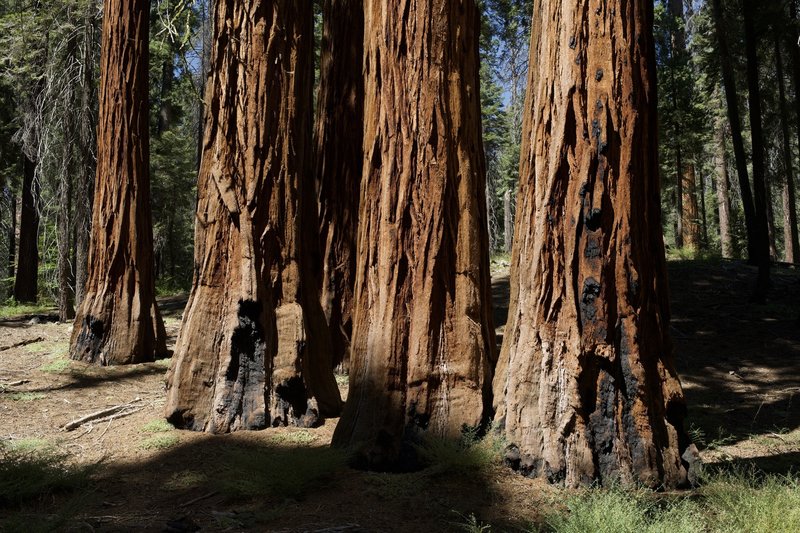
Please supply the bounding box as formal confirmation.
[314,0,364,371]
[70,0,165,365]
[57,33,79,322]
[742,0,772,295]
[710,0,759,264]
[14,155,39,303]
[785,3,800,264]
[715,118,734,259]
[493,0,691,488]
[332,0,496,470]
[699,170,709,247]
[681,163,701,250]
[165,0,342,433]
[74,6,96,309]
[157,56,175,135]
[675,148,684,248]
[669,0,685,249]
[504,189,513,253]
[7,194,15,293]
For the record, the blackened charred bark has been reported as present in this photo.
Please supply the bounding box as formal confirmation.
[314,0,364,371]
[70,0,166,364]
[493,0,691,488]
[14,155,39,303]
[164,0,341,433]
[332,0,496,470]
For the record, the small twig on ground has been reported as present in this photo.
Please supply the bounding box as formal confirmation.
[180,491,218,507]
[0,337,44,352]
[62,398,143,431]
[0,379,30,387]
[766,433,789,443]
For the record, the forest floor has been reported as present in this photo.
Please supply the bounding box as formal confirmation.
[0,259,799,532]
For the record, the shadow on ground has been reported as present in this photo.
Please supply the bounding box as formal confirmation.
[1,432,550,532]
[490,259,800,454]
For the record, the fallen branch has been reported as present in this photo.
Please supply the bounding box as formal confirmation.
[0,379,30,387]
[62,398,143,431]
[180,491,218,507]
[0,337,44,352]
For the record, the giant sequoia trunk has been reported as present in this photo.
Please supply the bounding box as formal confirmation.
[164,0,342,433]
[332,0,495,469]
[70,0,165,364]
[314,0,364,371]
[13,156,39,303]
[493,0,690,488]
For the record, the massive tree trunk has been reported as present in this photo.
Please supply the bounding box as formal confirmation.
[13,155,39,303]
[331,0,496,470]
[710,0,759,264]
[314,0,364,371]
[681,163,701,250]
[70,0,165,365]
[164,0,342,433]
[493,0,690,488]
[742,0,772,295]
[715,118,734,259]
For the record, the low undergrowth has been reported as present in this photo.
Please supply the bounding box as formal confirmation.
[416,426,505,476]
[454,470,800,533]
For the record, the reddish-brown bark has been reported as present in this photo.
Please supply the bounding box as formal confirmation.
[70,0,165,364]
[681,164,701,250]
[332,0,495,469]
[164,0,341,433]
[493,0,691,488]
[714,119,734,259]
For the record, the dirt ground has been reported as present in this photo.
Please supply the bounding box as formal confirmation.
[1,259,799,532]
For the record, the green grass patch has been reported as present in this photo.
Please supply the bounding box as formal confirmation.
[0,302,54,320]
[141,419,175,433]
[139,434,180,450]
[4,392,46,402]
[217,445,348,500]
[335,373,349,386]
[415,426,505,476]
[153,357,173,368]
[701,472,800,532]
[268,430,318,446]
[542,488,703,533]
[40,357,70,373]
[4,438,50,452]
[164,470,208,491]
